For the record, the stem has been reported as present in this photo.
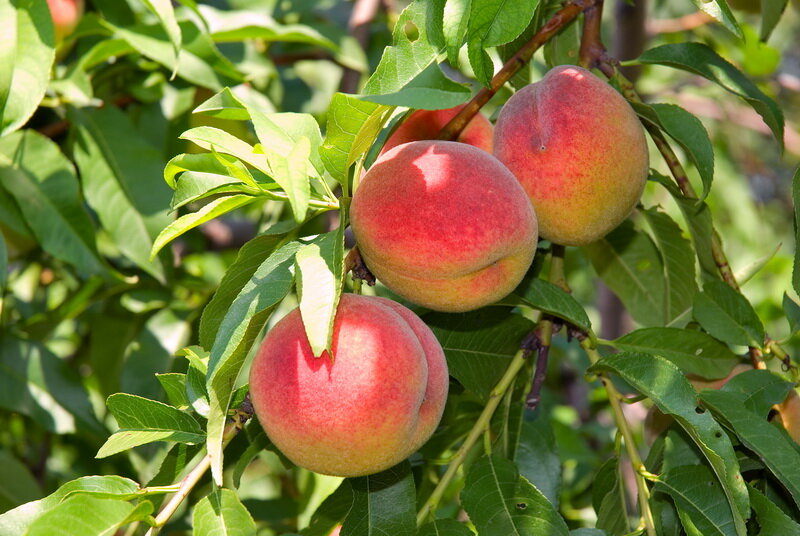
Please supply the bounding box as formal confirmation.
[144,405,252,535]
[579,0,605,69]
[416,348,530,526]
[526,327,551,410]
[437,0,594,141]
[583,340,656,536]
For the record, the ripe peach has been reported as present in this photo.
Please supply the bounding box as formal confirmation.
[380,105,494,155]
[47,0,84,42]
[249,294,448,477]
[350,140,538,312]
[493,65,648,246]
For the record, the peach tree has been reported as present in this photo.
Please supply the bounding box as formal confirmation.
[0,0,799,535]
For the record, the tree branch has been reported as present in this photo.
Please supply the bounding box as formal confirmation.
[339,0,382,93]
[437,0,595,141]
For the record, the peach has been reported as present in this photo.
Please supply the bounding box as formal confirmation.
[249,294,448,477]
[380,105,494,155]
[47,0,84,42]
[493,65,649,246]
[350,140,538,312]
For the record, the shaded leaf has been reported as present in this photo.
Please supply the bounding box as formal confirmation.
[418,519,475,535]
[342,462,415,536]
[25,495,150,536]
[590,352,749,533]
[689,0,742,38]
[748,485,800,535]
[0,450,40,513]
[612,328,739,379]
[654,464,738,536]
[505,278,591,332]
[426,308,534,400]
[0,130,104,276]
[461,455,569,536]
[584,220,665,326]
[784,293,800,335]
[693,280,765,347]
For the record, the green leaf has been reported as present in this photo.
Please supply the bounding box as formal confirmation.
[653,464,738,536]
[171,172,250,211]
[426,308,534,400]
[199,228,292,349]
[461,455,569,536]
[583,220,666,327]
[638,43,784,148]
[759,0,789,41]
[0,450,40,513]
[592,459,628,535]
[0,476,139,536]
[295,229,344,357]
[418,519,475,536]
[748,485,800,535]
[783,293,800,335]
[320,93,391,185]
[511,418,561,509]
[0,336,104,437]
[793,168,800,296]
[0,233,6,288]
[150,195,255,259]
[0,130,104,277]
[192,489,256,536]
[689,0,742,38]
[719,369,793,416]
[96,393,204,458]
[156,373,190,410]
[164,151,251,190]
[700,389,800,510]
[250,112,324,178]
[589,352,749,534]
[25,495,150,536]
[465,0,537,86]
[342,462,415,536]
[206,241,300,485]
[105,20,242,90]
[267,136,311,222]
[142,0,182,65]
[443,0,471,64]
[361,2,470,109]
[652,172,718,277]
[70,106,173,282]
[693,280,765,347]
[301,480,352,536]
[633,104,714,200]
[505,278,591,332]
[0,0,54,136]
[180,126,272,179]
[612,328,739,379]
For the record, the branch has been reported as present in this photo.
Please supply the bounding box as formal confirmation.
[339,0,381,93]
[144,400,253,536]
[437,0,594,141]
[579,0,606,69]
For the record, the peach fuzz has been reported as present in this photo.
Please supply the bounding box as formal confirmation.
[248,294,448,477]
[350,140,538,312]
[380,105,494,155]
[493,65,649,246]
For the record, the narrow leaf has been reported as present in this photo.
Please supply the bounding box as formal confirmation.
[693,280,765,347]
[638,43,784,148]
[461,455,569,536]
[590,352,749,534]
[342,462,415,536]
[192,489,256,536]
[150,195,255,259]
[295,229,344,357]
[506,277,591,332]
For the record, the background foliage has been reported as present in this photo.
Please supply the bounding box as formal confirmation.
[1,0,799,535]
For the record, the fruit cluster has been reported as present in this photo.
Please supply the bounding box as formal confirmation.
[249,66,649,477]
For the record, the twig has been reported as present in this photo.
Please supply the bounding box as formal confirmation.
[525,328,550,410]
[415,346,531,525]
[144,401,253,536]
[436,0,595,141]
[579,0,606,70]
[582,338,657,536]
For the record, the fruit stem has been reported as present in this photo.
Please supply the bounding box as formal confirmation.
[436,0,596,142]
[415,347,530,526]
[143,403,252,536]
[582,339,657,536]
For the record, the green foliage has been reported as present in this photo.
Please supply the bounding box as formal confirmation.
[1,0,799,535]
